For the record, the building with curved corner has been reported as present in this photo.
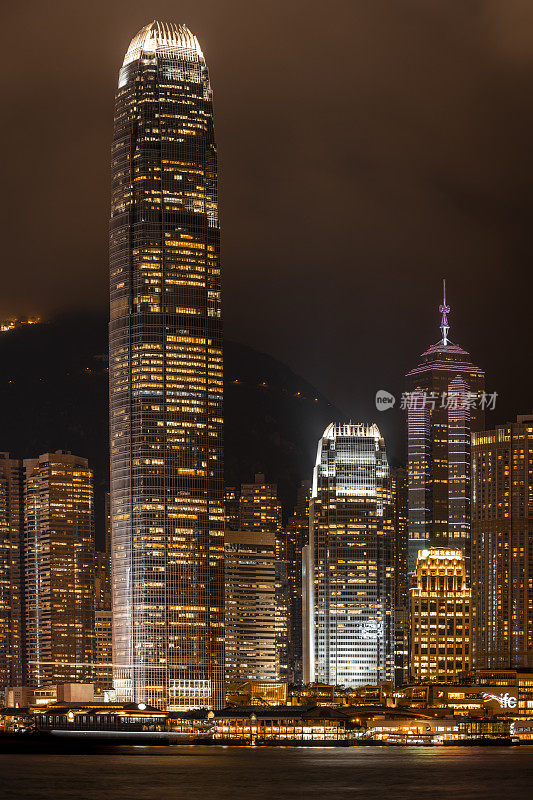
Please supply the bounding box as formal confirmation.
[109,21,224,710]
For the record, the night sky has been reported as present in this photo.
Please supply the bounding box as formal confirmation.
[2,1,532,460]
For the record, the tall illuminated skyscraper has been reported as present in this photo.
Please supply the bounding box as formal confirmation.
[303,423,395,687]
[405,284,484,572]
[109,21,224,709]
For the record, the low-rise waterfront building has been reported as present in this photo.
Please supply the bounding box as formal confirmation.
[33,701,167,733]
[213,705,351,743]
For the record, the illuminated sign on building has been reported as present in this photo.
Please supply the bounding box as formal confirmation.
[481,691,518,710]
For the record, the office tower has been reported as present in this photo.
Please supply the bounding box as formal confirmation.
[110,21,224,710]
[225,531,283,681]
[237,474,289,679]
[224,486,240,531]
[94,610,113,690]
[286,480,310,684]
[0,454,23,688]
[409,548,471,682]
[471,415,533,669]
[303,423,395,687]
[24,452,95,686]
[405,284,485,573]
[239,474,283,533]
[391,466,409,687]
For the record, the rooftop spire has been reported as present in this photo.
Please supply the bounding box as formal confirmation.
[439,278,450,345]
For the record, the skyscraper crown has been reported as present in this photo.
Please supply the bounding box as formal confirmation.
[123,21,204,66]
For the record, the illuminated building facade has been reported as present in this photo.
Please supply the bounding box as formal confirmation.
[286,480,310,683]
[227,475,289,678]
[224,486,240,531]
[303,423,395,687]
[109,22,224,709]
[471,415,533,669]
[94,490,112,609]
[234,474,289,678]
[238,474,283,533]
[392,466,409,687]
[94,551,111,611]
[225,531,283,681]
[94,610,113,690]
[94,541,112,689]
[409,549,471,682]
[0,454,24,688]
[24,452,95,686]
[405,285,484,572]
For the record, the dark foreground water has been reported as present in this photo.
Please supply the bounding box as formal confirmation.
[1,745,532,800]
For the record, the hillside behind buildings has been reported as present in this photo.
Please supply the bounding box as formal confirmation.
[0,314,345,543]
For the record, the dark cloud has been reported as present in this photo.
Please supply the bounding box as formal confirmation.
[1,0,532,460]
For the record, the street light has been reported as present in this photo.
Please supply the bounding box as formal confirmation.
[250,713,257,746]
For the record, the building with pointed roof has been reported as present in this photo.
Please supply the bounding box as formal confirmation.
[405,283,485,573]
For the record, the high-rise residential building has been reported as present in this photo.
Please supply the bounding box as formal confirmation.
[391,466,409,687]
[0,454,24,689]
[303,423,395,688]
[24,452,95,687]
[238,474,283,533]
[405,284,485,573]
[286,480,310,684]
[225,531,283,682]
[471,415,533,669]
[109,21,224,710]
[409,548,471,682]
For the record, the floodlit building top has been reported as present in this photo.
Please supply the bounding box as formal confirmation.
[123,20,204,66]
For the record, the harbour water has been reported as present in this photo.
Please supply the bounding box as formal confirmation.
[1,745,532,799]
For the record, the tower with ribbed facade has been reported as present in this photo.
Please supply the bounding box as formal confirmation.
[303,423,395,687]
[109,22,224,709]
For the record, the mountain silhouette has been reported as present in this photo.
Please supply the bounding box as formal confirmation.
[0,314,344,544]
